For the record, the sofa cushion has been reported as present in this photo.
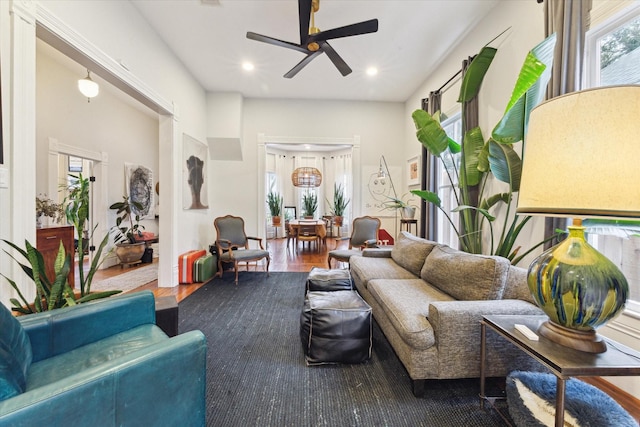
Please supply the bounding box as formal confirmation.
[502,265,536,305]
[0,303,32,401]
[350,257,418,289]
[368,279,454,350]
[391,232,440,276]
[421,246,510,301]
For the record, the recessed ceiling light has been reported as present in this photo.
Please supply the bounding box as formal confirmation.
[242,62,255,71]
[366,67,378,76]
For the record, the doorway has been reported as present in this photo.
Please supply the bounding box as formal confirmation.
[258,134,362,247]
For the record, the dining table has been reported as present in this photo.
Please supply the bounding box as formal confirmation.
[288,219,327,249]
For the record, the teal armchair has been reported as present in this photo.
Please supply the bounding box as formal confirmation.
[0,291,206,426]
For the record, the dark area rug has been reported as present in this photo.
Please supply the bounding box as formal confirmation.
[179,271,510,426]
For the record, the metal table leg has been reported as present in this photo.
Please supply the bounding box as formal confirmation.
[480,321,487,408]
[555,377,566,427]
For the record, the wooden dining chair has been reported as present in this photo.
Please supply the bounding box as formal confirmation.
[296,221,320,252]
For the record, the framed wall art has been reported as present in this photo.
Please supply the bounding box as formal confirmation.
[407,156,420,186]
[183,134,209,210]
[125,163,154,219]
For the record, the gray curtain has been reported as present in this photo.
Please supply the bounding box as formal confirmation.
[420,92,441,240]
[542,0,592,248]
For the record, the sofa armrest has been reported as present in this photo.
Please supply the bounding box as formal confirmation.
[0,330,207,426]
[362,248,393,258]
[19,291,156,362]
[428,299,543,339]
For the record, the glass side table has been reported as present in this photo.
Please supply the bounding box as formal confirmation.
[480,315,640,427]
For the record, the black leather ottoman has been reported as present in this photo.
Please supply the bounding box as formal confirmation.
[305,267,353,292]
[300,290,372,365]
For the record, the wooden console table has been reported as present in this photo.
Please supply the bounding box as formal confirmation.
[480,315,640,427]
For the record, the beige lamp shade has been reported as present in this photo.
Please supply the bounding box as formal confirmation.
[517,85,640,219]
[292,167,322,188]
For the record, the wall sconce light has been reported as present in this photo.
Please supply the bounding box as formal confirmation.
[78,70,99,102]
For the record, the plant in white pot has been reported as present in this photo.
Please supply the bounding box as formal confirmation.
[109,196,146,265]
[383,193,418,219]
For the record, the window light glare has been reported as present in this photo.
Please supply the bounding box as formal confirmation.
[242,62,255,71]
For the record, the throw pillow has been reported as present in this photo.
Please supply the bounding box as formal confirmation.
[421,245,509,300]
[390,232,440,276]
[502,265,536,305]
[0,303,33,401]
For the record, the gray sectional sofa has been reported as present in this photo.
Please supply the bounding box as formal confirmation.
[349,231,543,395]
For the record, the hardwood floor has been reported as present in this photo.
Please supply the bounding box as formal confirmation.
[89,237,640,423]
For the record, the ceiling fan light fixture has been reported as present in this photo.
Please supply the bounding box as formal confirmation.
[366,67,378,76]
[242,62,255,71]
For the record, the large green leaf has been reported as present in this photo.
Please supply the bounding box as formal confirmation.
[492,33,557,144]
[452,205,496,222]
[410,190,442,207]
[412,109,450,157]
[457,47,498,102]
[462,127,485,186]
[488,140,522,191]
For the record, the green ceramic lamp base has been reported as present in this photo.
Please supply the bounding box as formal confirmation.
[527,220,629,354]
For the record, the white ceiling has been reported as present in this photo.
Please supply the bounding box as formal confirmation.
[130,0,501,103]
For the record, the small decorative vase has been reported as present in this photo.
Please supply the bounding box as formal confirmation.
[527,225,629,353]
[334,216,343,227]
[272,216,281,226]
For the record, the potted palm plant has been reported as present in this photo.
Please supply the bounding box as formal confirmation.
[327,183,350,227]
[302,191,318,219]
[109,196,146,264]
[267,191,284,226]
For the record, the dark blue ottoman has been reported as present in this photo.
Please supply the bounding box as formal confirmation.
[305,267,353,293]
[300,290,372,365]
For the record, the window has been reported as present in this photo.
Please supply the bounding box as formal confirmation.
[584,3,640,315]
[437,112,462,249]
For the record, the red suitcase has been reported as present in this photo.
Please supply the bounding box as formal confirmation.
[178,249,207,284]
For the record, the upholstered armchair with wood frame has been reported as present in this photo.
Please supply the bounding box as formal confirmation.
[0,291,207,426]
[327,216,381,268]
[214,215,271,284]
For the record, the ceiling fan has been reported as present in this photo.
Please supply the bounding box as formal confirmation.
[246,0,378,78]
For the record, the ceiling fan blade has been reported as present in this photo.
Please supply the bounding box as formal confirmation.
[308,19,378,43]
[298,0,311,45]
[320,42,352,76]
[283,50,323,79]
[246,32,308,54]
